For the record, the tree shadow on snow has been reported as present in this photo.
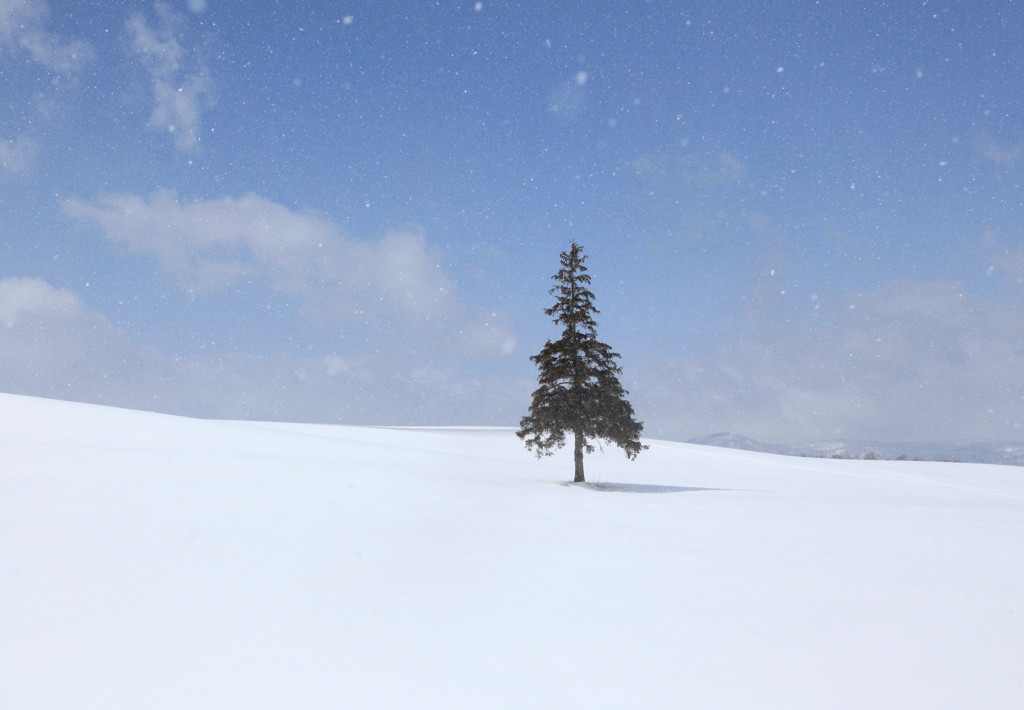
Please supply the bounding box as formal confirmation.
[564,482,728,494]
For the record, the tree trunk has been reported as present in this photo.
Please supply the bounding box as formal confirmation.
[573,429,585,483]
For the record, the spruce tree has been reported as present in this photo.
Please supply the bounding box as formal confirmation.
[517,242,646,483]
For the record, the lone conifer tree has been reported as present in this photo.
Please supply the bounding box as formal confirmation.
[518,242,646,483]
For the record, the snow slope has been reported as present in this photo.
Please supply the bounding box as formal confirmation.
[689,432,1024,466]
[2,393,1022,709]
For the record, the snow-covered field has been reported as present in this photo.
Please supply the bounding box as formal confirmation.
[2,392,1022,709]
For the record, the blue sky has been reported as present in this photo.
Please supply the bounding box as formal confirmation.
[2,0,1023,444]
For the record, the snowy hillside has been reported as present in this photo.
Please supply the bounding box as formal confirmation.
[690,431,1024,466]
[3,393,1023,709]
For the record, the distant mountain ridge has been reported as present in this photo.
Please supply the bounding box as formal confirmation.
[688,432,1024,467]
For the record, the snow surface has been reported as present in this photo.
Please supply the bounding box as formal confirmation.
[2,392,1022,709]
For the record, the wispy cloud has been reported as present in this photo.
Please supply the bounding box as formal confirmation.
[1,0,92,172]
[0,276,524,424]
[127,1,214,153]
[0,0,94,73]
[640,279,1024,443]
[61,190,516,355]
[0,277,141,400]
[62,191,459,323]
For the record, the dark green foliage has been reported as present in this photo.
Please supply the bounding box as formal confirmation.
[517,242,646,482]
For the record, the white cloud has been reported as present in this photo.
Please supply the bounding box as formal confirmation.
[0,276,80,326]
[63,190,332,292]
[455,319,517,357]
[7,272,1016,441]
[0,0,94,73]
[368,231,460,322]
[0,278,144,401]
[1,0,93,173]
[0,277,526,425]
[61,191,472,327]
[61,189,517,357]
[127,1,214,153]
[640,279,1024,443]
